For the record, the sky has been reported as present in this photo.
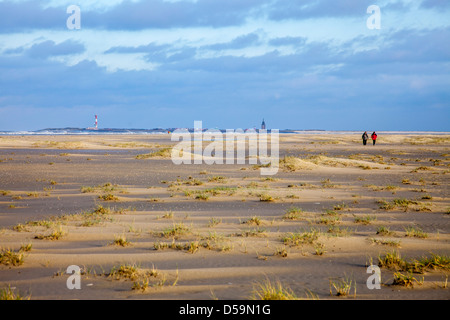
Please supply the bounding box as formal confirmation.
[0,0,449,132]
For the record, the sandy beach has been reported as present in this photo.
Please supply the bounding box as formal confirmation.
[0,133,449,300]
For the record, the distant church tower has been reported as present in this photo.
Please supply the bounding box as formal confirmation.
[261,119,266,130]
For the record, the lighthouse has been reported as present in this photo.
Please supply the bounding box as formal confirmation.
[87,115,98,130]
[261,119,266,130]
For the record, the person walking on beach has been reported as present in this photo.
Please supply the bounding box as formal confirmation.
[362,131,369,145]
[371,132,378,145]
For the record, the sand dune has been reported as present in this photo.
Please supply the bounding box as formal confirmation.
[0,133,449,300]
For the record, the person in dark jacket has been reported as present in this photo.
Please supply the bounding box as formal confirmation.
[362,131,369,145]
[371,132,378,145]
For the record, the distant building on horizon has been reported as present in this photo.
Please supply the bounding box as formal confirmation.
[261,119,266,130]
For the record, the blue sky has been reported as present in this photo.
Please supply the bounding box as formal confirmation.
[0,0,449,131]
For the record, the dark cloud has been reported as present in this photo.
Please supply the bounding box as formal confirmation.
[1,0,411,32]
[267,0,374,21]
[104,32,262,64]
[203,32,261,51]
[104,43,171,54]
[3,47,25,55]
[105,42,196,63]
[0,1,64,33]
[83,0,264,29]
[1,44,448,131]
[268,36,307,48]
[0,0,266,32]
[26,40,85,59]
[340,28,450,68]
[3,39,85,60]
[0,1,449,131]
[420,0,450,9]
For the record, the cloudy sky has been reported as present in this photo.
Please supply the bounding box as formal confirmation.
[0,0,449,131]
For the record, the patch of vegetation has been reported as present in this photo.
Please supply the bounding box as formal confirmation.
[109,263,140,280]
[183,177,204,186]
[317,216,340,226]
[377,200,395,210]
[329,276,354,297]
[283,207,304,220]
[243,216,262,226]
[411,166,432,173]
[99,194,119,201]
[81,183,127,194]
[252,279,298,300]
[369,238,401,247]
[392,272,423,288]
[279,156,303,172]
[35,226,65,240]
[393,198,418,207]
[332,202,347,211]
[376,226,394,236]
[235,227,267,238]
[207,218,222,227]
[154,240,201,254]
[195,193,210,201]
[0,285,30,300]
[378,251,405,270]
[202,186,237,196]
[80,186,95,193]
[273,247,288,258]
[321,179,336,188]
[136,147,172,159]
[282,228,320,246]
[327,226,353,237]
[401,178,411,185]
[259,193,275,202]
[378,198,422,211]
[0,248,26,266]
[354,215,377,225]
[314,242,326,256]
[404,226,428,239]
[160,223,191,238]
[207,176,227,183]
[378,251,449,273]
[111,234,131,247]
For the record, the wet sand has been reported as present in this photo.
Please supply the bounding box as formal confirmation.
[0,133,449,300]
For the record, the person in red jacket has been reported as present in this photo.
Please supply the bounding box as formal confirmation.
[371,132,378,145]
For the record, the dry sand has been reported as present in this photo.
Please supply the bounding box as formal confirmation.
[0,133,449,300]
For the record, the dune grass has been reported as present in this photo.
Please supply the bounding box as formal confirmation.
[404,226,428,239]
[252,279,298,300]
[35,225,65,240]
[329,276,355,297]
[160,222,191,238]
[243,216,262,226]
[376,226,394,236]
[259,193,276,202]
[378,251,449,273]
[282,207,304,220]
[0,285,30,300]
[282,228,320,246]
[354,215,377,225]
[136,147,172,159]
[99,194,119,201]
[0,248,25,266]
[111,234,131,247]
[392,272,423,288]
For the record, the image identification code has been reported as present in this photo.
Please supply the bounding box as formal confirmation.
[179,304,271,317]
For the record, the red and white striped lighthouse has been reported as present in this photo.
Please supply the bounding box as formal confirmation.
[95,115,98,129]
